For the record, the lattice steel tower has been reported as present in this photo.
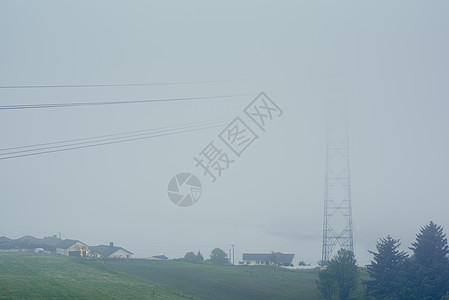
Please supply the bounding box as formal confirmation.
[321,102,353,263]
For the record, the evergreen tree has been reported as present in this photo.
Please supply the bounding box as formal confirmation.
[366,235,408,299]
[316,249,357,300]
[406,221,449,300]
[330,249,358,300]
[317,267,336,300]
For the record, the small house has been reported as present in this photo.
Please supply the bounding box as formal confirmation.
[90,242,133,259]
[242,252,295,266]
[56,239,90,257]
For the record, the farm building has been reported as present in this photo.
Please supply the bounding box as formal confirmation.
[90,242,133,259]
[242,252,295,266]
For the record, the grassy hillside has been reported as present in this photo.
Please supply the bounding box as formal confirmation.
[0,253,368,299]
[0,252,193,299]
[101,259,370,300]
[101,259,320,300]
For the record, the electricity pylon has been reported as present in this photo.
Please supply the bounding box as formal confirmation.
[321,101,354,263]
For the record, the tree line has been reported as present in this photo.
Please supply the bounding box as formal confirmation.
[181,247,229,265]
[317,221,449,300]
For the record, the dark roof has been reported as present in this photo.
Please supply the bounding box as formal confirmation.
[242,253,295,264]
[56,239,86,249]
[90,245,133,257]
[152,255,169,260]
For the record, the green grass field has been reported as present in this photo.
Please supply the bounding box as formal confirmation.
[0,252,368,299]
[101,259,321,300]
[0,252,193,299]
[101,259,369,300]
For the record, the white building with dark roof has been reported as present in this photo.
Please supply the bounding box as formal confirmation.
[242,252,295,266]
[90,242,133,259]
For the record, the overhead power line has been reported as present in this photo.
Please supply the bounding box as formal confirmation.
[0,93,254,110]
[0,118,232,161]
[0,118,231,152]
[0,118,230,156]
[0,79,242,89]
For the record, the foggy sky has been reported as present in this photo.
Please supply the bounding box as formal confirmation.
[1,0,448,265]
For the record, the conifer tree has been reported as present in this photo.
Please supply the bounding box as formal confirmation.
[407,221,449,300]
[366,235,408,299]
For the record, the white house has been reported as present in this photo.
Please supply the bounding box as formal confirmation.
[90,242,133,259]
[242,252,295,266]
